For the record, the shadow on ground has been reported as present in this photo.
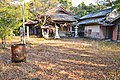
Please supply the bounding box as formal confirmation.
[0,38,120,80]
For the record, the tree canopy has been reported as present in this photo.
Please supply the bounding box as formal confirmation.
[29,0,58,17]
[69,2,101,17]
[114,0,120,10]
[0,1,22,48]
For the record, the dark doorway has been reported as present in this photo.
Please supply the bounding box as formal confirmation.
[78,27,84,37]
[102,26,113,39]
[117,25,120,40]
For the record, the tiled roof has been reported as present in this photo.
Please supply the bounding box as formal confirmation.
[77,7,115,26]
[25,20,37,25]
[46,6,72,15]
[45,6,76,22]
[51,13,76,22]
[80,8,113,20]
[78,17,105,25]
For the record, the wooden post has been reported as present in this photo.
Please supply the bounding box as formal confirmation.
[20,27,23,44]
[46,29,49,38]
[42,29,44,37]
[22,0,25,44]
[27,26,29,41]
[70,26,72,32]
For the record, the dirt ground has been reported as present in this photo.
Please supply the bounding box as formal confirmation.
[0,37,120,80]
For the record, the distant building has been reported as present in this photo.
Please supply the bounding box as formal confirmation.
[77,8,120,41]
[25,6,77,39]
[25,20,41,36]
[41,6,76,39]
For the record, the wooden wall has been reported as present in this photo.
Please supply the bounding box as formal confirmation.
[112,18,120,41]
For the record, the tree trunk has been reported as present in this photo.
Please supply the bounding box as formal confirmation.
[2,36,6,49]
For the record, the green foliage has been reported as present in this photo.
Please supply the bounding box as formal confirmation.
[95,0,115,9]
[24,2,33,20]
[114,0,120,11]
[30,0,58,16]
[0,2,22,48]
[0,0,12,3]
[16,0,34,20]
[58,0,72,11]
[29,0,58,29]
[70,2,100,17]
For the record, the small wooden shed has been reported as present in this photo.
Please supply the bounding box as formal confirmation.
[25,20,40,35]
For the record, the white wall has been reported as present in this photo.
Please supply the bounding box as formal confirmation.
[85,25,100,32]
[85,25,101,39]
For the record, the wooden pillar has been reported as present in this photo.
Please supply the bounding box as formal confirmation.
[70,26,72,32]
[42,29,44,37]
[117,24,120,40]
[22,0,25,44]
[46,29,49,38]
[27,26,29,41]
[20,27,23,44]
[34,28,37,35]
[112,25,118,40]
